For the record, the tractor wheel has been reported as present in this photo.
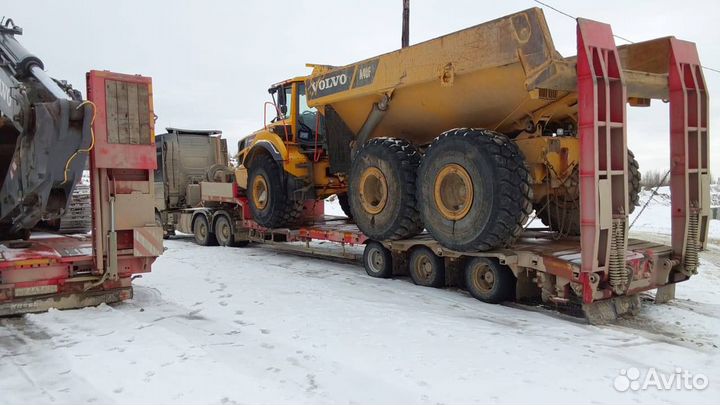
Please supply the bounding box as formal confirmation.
[464,257,515,304]
[193,215,218,246]
[417,128,532,252]
[349,138,423,240]
[337,193,353,220]
[362,241,393,278]
[408,246,445,288]
[214,215,248,247]
[247,153,303,228]
[537,149,641,235]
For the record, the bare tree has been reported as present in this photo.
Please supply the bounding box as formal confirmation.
[640,170,670,189]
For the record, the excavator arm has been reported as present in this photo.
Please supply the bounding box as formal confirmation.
[0,18,91,239]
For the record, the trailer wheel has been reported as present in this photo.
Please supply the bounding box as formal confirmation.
[408,246,445,288]
[337,193,353,220]
[193,215,218,246]
[248,153,303,228]
[214,215,247,247]
[349,138,423,240]
[464,257,515,304]
[417,128,532,251]
[363,241,393,278]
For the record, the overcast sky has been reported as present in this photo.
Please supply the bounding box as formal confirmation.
[4,0,719,177]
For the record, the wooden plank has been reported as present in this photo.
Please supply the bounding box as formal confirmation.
[105,81,119,144]
[127,83,140,145]
[137,83,151,145]
[116,81,129,144]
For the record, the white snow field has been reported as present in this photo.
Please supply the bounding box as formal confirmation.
[1,193,719,404]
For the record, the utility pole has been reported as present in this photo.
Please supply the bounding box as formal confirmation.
[402,0,410,48]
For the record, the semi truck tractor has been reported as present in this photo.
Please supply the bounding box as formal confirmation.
[224,9,709,321]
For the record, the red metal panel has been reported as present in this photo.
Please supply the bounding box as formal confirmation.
[577,19,628,303]
[668,39,709,271]
[86,71,156,170]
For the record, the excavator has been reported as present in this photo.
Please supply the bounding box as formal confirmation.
[0,17,90,240]
[0,17,162,315]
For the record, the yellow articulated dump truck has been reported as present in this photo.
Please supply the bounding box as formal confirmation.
[235,7,691,254]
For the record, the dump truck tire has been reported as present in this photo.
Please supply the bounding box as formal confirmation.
[537,149,641,235]
[193,215,218,246]
[338,193,353,220]
[417,128,532,251]
[363,241,393,278]
[247,153,303,228]
[349,138,423,240]
[408,246,445,288]
[464,257,515,303]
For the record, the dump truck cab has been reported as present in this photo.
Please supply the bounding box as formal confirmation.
[235,77,350,227]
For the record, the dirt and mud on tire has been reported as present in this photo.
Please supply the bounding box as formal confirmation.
[349,138,423,241]
[417,128,532,252]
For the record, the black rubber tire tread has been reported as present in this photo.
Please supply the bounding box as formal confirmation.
[627,149,641,214]
[337,193,353,220]
[363,241,393,278]
[193,215,218,246]
[408,246,445,288]
[538,149,641,235]
[248,153,304,228]
[349,138,423,240]
[464,257,515,304]
[417,128,532,252]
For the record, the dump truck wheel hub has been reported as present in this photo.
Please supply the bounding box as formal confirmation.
[252,175,269,210]
[359,166,388,215]
[434,164,474,221]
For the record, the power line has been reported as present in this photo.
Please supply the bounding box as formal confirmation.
[532,0,720,74]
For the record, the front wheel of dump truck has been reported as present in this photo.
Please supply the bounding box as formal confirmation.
[349,138,423,240]
[337,193,353,220]
[247,153,303,228]
[417,129,532,251]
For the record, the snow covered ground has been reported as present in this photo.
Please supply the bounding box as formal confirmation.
[1,194,719,404]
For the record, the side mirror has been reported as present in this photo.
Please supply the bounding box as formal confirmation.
[279,104,288,116]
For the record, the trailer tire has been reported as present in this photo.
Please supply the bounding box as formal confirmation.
[247,153,303,228]
[464,257,515,304]
[408,246,445,288]
[418,128,532,251]
[349,138,423,240]
[193,215,218,246]
[363,241,393,278]
[337,193,353,220]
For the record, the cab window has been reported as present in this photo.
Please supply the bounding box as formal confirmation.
[296,83,324,142]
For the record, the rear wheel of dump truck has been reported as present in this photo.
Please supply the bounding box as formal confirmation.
[193,215,218,246]
[408,246,445,288]
[363,241,393,278]
[349,138,423,240]
[536,149,641,235]
[247,154,304,228]
[417,129,532,251]
[464,257,515,304]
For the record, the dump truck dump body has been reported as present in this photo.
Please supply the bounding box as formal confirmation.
[305,8,671,144]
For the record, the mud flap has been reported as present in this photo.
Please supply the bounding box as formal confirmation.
[0,287,132,317]
[582,294,641,325]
